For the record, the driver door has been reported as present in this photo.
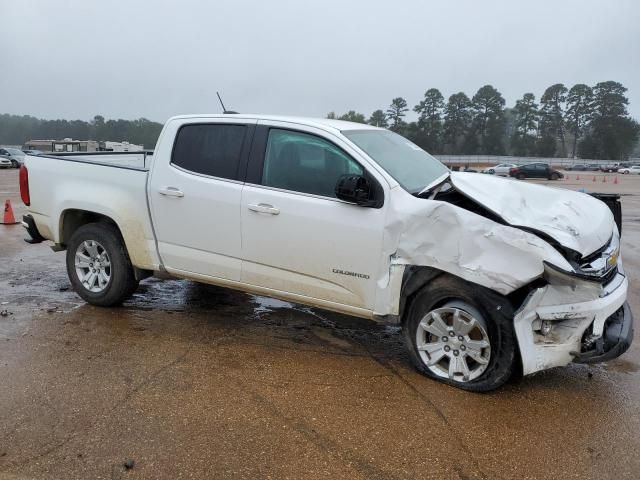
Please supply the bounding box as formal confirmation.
[240,122,388,311]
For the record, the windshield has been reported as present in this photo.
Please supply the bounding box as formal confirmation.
[342,129,449,193]
[6,148,25,156]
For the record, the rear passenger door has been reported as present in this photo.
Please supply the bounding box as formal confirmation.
[240,121,388,312]
[149,118,255,281]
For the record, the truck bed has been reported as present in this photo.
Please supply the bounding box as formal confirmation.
[25,151,160,270]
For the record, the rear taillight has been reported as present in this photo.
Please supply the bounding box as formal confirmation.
[19,165,30,206]
[509,167,519,174]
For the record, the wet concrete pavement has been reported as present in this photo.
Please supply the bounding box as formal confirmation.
[1,168,640,479]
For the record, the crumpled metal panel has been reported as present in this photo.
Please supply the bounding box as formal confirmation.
[450,172,614,257]
[373,186,575,315]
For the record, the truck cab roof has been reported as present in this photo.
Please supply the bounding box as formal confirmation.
[167,114,382,133]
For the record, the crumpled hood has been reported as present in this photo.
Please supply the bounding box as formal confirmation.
[449,172,614,257]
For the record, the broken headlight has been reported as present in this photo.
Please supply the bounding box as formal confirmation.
[575,230,620,281]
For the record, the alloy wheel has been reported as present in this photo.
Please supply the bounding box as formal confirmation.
[74,240,112,293]
[415,303,491,382]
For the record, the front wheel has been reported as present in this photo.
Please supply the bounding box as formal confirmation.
[66,222,138,306]
[550,172,559,180]
[403,276,517,392]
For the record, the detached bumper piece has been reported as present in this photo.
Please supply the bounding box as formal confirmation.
[572,302,634,364]
[22,214,45,244]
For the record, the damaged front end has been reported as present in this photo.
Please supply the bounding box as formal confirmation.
[379,172,632,375]
[514,249,632,375]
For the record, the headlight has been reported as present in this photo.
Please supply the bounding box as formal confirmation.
[544,228,620,286]
[577,230,620,279]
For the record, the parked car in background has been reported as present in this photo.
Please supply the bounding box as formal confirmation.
[0,147,26,168]
[601,163,623,172]
[586,164,601,171]
[482,163,516,176]
[509,163,564,180]
[618,165,640,175]
[0,155,13,168]
[568,164,587,171]
[23,149,43,156]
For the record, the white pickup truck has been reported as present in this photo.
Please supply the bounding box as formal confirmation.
[19,114,633,391]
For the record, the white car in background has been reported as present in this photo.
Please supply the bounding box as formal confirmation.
[0,156,13,168]
[482,163,516,176]
[618,165,640,174]
[0,147,26,168]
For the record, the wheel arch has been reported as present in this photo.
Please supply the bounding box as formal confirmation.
[398,266,444,325]
[59,209,152,281]
[60,209,122,247]
[398,266,523,325]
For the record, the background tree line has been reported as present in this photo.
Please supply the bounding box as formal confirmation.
[328,81,640,160]
[1,81,637,159]
[0,114,162,149]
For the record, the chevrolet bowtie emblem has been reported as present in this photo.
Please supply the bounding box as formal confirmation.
[607,249,619,269]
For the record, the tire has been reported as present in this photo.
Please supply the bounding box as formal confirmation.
[66,222,138,306]
[403,276,517,392]
[623,171,629,175]
[517,173,526,180]
[11,160,18,168]
[550,172,559,180]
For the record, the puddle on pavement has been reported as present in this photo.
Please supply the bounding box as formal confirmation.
[126,278,405,357]
[601,359,640,374]
[0,240,408,360]
[250,295,296,316]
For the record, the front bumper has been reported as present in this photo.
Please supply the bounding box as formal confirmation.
[514,270,632,375]
[572,302,633,363]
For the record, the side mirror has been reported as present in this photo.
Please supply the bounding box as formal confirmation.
[335,174,376,207]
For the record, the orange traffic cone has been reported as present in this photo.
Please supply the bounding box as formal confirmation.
[602,176,607,183]
[614,176,619,185]
[2,199,18,225]
[576,175,580,180]
[592,175,596,182]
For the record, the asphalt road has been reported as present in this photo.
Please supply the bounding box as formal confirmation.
[1,168,639,479]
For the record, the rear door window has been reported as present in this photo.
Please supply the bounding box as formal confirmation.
[172,124,247,180]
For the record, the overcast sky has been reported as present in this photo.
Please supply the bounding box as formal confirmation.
[1,0,638,123]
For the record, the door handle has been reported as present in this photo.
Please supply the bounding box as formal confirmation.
[158,186,184,198]
[248,203,280,215]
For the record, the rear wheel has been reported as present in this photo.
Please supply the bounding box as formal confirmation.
[550,172,559,180]
[403,276,516,392]
[66,223,138,306]
[517,173,526,180]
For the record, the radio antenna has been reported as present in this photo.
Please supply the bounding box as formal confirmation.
[216,92,227,113]
[216,92,238,114]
